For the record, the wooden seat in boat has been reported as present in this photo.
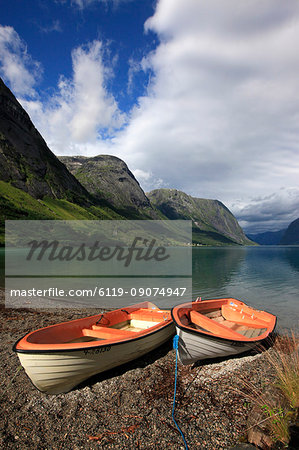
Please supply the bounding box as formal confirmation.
[82,327,136,339]
[190,310,246,339]
[190,310,266,340]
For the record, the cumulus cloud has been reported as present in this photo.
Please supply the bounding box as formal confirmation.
[68,41,124,140]
[21,40,125,154]
[0,25,42,96]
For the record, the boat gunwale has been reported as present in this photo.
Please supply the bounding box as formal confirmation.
[171,297,277,345]
[13,319,174,354]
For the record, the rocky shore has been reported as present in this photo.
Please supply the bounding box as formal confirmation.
[0,289,286,449]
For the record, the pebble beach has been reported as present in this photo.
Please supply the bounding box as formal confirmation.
[0,288,286,449]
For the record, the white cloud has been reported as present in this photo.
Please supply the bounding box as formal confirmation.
[0,25,42,96]
[132,169,151,182]
[69,41,124,141]
[232,188,299,233]
[21,40,125,154]
[132,169,164,192]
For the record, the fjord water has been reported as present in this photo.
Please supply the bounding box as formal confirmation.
[1,246,298,330]
[192,246,299,331]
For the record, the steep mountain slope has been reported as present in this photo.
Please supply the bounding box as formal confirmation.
[148,188,252,245]
[279,218,299,245]
[59,155,158,219]
[0,78,90,204]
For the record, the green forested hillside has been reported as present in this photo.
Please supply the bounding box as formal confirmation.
[0,180,123,245]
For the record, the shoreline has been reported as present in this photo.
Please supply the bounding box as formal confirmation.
[0,288,284,449]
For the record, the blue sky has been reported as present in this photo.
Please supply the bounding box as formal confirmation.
[1,0,299,233]
[1,0,157,111]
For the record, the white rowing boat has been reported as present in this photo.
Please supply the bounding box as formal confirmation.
[14,301,175,394]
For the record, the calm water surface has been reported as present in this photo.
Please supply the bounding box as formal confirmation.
[192,246,299,331]
[1,246,298,331]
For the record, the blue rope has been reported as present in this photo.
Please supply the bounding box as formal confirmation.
[172,335,189,450]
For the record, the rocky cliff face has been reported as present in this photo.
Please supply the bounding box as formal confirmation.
[148,188,252,245]
[59,155,157,218]
[0,78,89,204]
[280,218,299,245]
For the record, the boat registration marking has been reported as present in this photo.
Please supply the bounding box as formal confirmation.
[84,345,111,355]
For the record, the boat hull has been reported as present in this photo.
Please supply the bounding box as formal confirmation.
[171,298,276,365]
[175,326,256,365]
[17,322,174,394]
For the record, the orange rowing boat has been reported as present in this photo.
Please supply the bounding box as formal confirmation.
[171,298,276,364]
[14,301,174,394]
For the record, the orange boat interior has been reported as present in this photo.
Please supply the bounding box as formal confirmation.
[16,304,172,351]
[174,298,276,341]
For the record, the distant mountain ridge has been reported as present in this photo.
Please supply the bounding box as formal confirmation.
[280,218,299,245]
[147,188,252,245]
[247,218,299,245]
[247,229,286,245]
[0,76,251,246]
